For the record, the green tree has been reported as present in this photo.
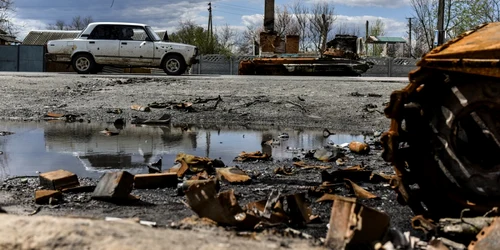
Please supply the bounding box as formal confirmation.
[170,20,237,55]
[169,20,216,55]
[409,0,500,57]
[450,0,500,36]
[369,19,386,56]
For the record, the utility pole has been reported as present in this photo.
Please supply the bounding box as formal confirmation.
[208,2,213,53]
[406,17,413,57]
[436,0,445,46]
[365,20,369,56]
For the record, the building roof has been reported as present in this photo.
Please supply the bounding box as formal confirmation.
[23,30,81,45]
[366,36,407,44]
[0,28,7,35]
[0,34,21,43]
[23,30,167,45]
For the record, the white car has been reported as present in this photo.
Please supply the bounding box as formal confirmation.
[46,22,199,75]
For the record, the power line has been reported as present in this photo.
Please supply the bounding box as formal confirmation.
[212,8,257,17]
[213,9,246,16]
[215,2,262,12]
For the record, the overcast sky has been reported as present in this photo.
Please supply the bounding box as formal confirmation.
[11,0,412,40]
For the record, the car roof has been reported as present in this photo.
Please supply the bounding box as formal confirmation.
[88,22,147,27]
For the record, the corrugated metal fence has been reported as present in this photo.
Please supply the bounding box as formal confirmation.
[0,46,418,77]
[190,55,418,77]
[0,45,45,72]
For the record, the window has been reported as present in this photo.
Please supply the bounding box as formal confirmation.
[89,25,116,40]
[118,26,148,41]
[145,26,161,41]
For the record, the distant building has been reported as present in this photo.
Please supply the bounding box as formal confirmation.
[23,30,81,45]
[0,28,20,45]
[365,36,407,57]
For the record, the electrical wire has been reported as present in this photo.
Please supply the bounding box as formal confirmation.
[215,2,262,12]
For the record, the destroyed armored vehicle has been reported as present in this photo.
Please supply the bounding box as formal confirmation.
[381,22,500,219]
[239,34,373,76]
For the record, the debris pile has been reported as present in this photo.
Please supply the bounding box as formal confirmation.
[10,132,500,250]
[184,180,315,230]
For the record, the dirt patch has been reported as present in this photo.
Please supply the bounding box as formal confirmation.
[0,73,406,133]
[0,214,325,250]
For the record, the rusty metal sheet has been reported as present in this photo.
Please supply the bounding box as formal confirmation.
[216,167,251,184]
[325,196,390,249]
[185,179,241,226]
[424,23,500,60]
[344,179,379,199]
[418,22,500,78]
[469,218,500,250]
[234,151,271,162]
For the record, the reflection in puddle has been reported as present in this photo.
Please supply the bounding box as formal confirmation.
[0,121,365,180]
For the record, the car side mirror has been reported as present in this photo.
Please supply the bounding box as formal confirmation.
[145,36,152,42]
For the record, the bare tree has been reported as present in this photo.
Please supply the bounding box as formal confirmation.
[291,0,310,52]
[71,16,84,30]
[216,23,237,56]
[0,0,16,35]
[408,0,492,56]
[275,5,299,37]
[55,20,66,30]
[235,24,262,55]
[48,15,94,30]
[70,15,93,30]
[410,0,438,55]
[83,16,93,27]
[335,22,362,36]
[308,1,336,54]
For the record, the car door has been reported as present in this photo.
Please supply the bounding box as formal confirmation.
[118,26,154,66]
[86,25,120,65]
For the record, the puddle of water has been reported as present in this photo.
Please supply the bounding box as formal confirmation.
[0,121,365,180]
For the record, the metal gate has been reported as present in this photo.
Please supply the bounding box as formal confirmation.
[0,45,45,72]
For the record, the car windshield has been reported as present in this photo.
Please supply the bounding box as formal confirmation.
[146,26,161,41]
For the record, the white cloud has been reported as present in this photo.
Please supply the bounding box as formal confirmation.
[11,17,49,40]
[335,15,406,37]
[241,14,263,28]
[306,0,410,8]
[119,2,208,30]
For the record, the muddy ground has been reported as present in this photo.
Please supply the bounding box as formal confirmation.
[0,72,418,249]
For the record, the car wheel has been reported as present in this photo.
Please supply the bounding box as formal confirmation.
[72,54,95,74]
[162,55,186,75]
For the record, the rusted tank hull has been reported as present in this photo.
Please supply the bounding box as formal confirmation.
[239,57,372,76]
[381,22,500,219]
